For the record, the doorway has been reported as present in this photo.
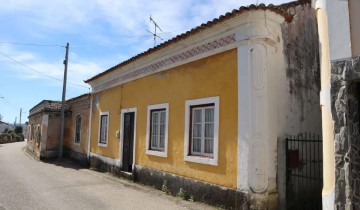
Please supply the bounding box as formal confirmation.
[120,109,136,173]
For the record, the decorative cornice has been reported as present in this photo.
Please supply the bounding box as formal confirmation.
[89,9,286,93]
[92,34,236,92]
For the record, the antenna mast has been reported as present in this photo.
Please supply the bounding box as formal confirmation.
[147,15,163,47]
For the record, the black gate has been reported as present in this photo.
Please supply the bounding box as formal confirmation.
[286,134,322,210]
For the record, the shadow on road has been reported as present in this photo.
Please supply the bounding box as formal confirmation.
[42,157,88,171]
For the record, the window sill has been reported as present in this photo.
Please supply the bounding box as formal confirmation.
[184,155,218,166]
[98,142,108,147]
[146,150,167,158]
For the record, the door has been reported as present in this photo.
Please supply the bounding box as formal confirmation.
[122,112,135,172]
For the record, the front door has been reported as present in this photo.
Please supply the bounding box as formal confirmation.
[122,112,135,172]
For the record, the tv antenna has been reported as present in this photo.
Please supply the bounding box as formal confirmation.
[146,15,163,47]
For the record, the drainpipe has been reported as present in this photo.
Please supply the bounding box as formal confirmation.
[315,1,335,209]
[87,94,93,161]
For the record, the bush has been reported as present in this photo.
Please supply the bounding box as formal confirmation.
[15,133,24,142]
[0,133,12,143]
[6,130,16,139]
[176,188,188,200]
[14,126,23,134]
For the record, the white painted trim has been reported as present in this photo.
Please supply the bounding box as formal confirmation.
[320,82,331,108]
[87,96,93,159]
[184,96,219,166]
[237,45,251,190]
[248,43,269,193]
[90,152,121,167]
[146,103,169,158]
[74,114,81,145]
[98,111,109,147]
[119,107,137,170]
[322,188,335,210]
[315,0,326,10]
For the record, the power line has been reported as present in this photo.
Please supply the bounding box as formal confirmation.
[0,50,89,89]
[0,97,18,111]
[0,41,64,47]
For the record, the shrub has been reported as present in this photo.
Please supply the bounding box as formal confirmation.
[7,130,17,139]
[14,126,23,134]
[0,133,12,143]
[15,133,24,142]
[161,180,170,195]
[176,188,188,200]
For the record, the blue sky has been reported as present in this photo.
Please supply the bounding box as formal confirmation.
[0,0,292,124]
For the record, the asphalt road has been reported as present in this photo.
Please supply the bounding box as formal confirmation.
[0,142,216,210]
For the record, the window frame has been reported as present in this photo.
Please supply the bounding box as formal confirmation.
[184,97,219,166]
[98,111,109,147]
[74,114,82,144]
[146,103,169,157]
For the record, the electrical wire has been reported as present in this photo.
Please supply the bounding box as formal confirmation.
[0,97,19,111]
[0,41,64,47]
[0,50,90,89]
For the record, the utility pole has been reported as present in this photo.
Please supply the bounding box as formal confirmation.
[59,43,69,159]
[19,108,22,125]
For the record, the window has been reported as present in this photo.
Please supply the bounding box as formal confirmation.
[146,103,169,157]
[75,115,81,144]
[98,112,109,147]
[184,97,219,166]
[191,106,214,156]
[35,125,41,147]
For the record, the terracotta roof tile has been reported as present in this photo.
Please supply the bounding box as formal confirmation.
[85,0,310,83]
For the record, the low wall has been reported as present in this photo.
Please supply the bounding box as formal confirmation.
[0,134,16,144]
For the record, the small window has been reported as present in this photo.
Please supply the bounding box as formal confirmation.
[35,125,41,147]
[146,103,169,157]
[98,112,109,147]
[75,115,81,144]
[184,97,219,166]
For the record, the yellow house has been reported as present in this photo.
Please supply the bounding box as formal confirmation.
[85,1,322,209]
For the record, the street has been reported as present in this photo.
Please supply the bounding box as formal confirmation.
[0,142,215,210]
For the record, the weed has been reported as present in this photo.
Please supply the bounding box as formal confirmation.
[162,180,170,194]
[177,188,188,200]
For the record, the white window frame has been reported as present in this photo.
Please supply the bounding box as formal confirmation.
[98,111,109,147]
[74,114,81,145]
[146,103,169,157]
[184,96,219,166]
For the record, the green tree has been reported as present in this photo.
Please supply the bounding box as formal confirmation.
[14,126,23,134]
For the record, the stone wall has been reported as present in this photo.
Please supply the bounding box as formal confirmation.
[331,56,360,209]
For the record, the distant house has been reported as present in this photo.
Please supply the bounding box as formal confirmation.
[83,0,321,209]
[26,94,90,161]
[64,94,90,163]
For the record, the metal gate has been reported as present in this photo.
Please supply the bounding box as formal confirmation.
[286,134,322,210]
